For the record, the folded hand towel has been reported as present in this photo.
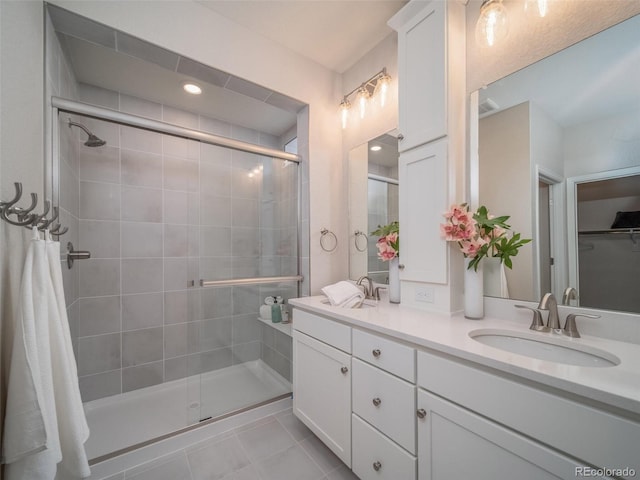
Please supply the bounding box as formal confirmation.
[321,281,365,308]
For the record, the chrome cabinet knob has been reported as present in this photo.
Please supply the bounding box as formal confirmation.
[398,263,405,270]
[397,133,404,140]
[372,348,381,358]
[373,461,382,471]
[417,408,427,419]
[340,366,348,374]
[372,397,382,407]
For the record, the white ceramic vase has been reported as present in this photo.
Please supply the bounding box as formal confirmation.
[388,257,401,304]
[464,257,484,319]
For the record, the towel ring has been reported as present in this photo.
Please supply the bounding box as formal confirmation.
[354,230,368,252]
[320,228,338,252]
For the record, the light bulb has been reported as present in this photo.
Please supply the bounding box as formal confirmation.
[375,73,391,108]
[182,82,202,95]
[475,0,509,47]
[524,0,548,17]
[370,145,382,152]
[340,98,351,129]
[356,86,369,119]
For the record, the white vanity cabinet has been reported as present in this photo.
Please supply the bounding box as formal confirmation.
[390,0,447,152]
[398,139,448,284]
[416,390,594,480]
[351,329,417,479]
[417,350,640,480]
[292,304,639,480]
[292,310,352,466]
[388,0,465,288]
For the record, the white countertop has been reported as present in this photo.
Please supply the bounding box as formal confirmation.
[289,296,640,416]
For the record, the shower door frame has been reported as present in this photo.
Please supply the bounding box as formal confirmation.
[51,96,304,290]
[50,97,304,462]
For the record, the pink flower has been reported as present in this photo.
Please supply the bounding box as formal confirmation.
[376,236,398,261]
[459,236,487,258]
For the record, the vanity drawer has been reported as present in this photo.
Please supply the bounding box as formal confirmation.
[353,328,415,381]
[352,358,416,453]
[292,309,351,353]
[352,414,417,480]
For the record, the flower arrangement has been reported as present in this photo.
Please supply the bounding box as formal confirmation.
[440,204,530,271]
[371,221,399,261]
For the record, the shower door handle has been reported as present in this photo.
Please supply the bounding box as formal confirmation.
[67,242,91,269]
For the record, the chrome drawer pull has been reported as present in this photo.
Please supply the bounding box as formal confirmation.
[417,408,427,419]
[373,461,382,471]
[372,348,381,358]
[340,366,349,374]
[372,397,382,407]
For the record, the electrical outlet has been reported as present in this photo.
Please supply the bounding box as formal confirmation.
[415,286,434,303]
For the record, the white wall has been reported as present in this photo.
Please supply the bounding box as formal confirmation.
[340,32,398,284]
[0,3,45,477]
[563,107,640,178]
[341,34,398,152]
[50,0,345,295]
[479,102,533,300]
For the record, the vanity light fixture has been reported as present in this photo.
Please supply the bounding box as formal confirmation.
[475,0,509,47]
[339,68,391,129]
[356,86,369,119]
[524,0,549,17]
[182,82,202,95]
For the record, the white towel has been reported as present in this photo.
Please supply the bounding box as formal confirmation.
[3,228,61,479]
[45,233,90,478]
[321,281,365,308]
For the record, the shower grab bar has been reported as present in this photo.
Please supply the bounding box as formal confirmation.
[52,97,301,163]
[200,275,304,287]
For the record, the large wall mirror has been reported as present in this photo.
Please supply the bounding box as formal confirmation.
[348,131,399,284]
[474,14,640,314]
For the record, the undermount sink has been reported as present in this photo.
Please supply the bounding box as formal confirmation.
[320,298,377,309]
[469,329,620,368]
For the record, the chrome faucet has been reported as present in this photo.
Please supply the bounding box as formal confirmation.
[538,293,561,332]
[562,287,578,306]
[356,276,375,299]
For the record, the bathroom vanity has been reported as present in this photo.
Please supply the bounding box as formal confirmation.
[290,296,640,480]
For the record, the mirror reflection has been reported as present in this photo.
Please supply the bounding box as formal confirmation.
[476,14,640,313]
[349,132,399,284]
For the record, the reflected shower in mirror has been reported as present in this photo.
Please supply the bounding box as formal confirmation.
[475,13,640,314]
[349,132,399,284]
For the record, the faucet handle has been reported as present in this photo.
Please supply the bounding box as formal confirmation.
[515,305,550,332]
[562,313,600,338]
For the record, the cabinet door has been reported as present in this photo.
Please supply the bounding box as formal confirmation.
[399,139,447,284]
[395,0,446,151]
[417,390,603,480]
[293,331,352,467]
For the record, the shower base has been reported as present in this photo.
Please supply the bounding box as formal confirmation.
[84,360,291,461]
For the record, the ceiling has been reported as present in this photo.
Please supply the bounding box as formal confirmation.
[197,1,408,73]
[479,13,640,128]
[49,1,407,137]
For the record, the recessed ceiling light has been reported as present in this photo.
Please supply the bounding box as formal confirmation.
[370,145,382,152]
[183,82,202,95]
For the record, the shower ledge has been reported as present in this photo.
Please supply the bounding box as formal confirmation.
[257,316,292,337]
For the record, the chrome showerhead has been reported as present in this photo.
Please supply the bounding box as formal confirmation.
[68,120,106,147]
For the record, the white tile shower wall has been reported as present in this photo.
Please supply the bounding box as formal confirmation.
[75,84,298,402]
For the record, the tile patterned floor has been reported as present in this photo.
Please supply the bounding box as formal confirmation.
[101,409,359,480]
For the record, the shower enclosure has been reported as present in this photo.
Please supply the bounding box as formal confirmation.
[54,97,300,461]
